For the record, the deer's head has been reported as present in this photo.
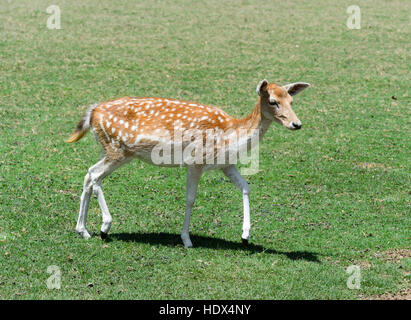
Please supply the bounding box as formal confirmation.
[256,80,310,130]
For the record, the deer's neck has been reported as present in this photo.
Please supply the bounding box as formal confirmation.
[237,97,272,140]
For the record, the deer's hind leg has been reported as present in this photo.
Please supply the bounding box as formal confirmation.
[181,165,204,248]
[75,145,131,239]
[75,171,93,239]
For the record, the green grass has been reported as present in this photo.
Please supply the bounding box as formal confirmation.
[0,0,410,299]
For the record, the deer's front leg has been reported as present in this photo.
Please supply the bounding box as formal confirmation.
[222,165,251,244]
[181,166,203,248]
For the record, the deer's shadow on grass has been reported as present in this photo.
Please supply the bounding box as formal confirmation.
[109,232,321,263]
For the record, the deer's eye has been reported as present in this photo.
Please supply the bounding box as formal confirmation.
[269,100,279,108]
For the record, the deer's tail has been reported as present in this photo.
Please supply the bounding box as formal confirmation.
[65,103,98,143]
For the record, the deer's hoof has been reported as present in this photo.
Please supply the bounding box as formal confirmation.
[242,238,249,247]
[182,239,193,248]
[76,229,91,239]
[181,234,193,248]
[100,231,108,240]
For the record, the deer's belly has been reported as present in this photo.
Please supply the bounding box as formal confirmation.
[127,138,243,171]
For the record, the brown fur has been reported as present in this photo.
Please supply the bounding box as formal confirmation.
[66,82,304,162]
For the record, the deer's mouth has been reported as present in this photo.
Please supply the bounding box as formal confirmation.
[286,122,302,130]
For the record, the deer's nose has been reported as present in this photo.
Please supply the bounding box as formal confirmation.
[292,122,302,130]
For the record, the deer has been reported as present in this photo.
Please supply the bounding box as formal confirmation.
[66,80,310,248]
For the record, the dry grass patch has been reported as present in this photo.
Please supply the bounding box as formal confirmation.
[374,249,411,264]
[354,162,393,170]
[366,287,411,300]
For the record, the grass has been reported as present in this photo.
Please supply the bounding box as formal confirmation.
[0,0,410,299]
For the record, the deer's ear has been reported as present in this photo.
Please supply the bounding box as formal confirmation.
[283,82,310,96]
[256,79,268,96]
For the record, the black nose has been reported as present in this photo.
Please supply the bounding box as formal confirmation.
[292,122,302,130]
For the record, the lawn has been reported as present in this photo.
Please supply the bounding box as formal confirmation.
[0,0,410,299]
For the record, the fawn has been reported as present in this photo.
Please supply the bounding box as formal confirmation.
[66,80,310,247]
